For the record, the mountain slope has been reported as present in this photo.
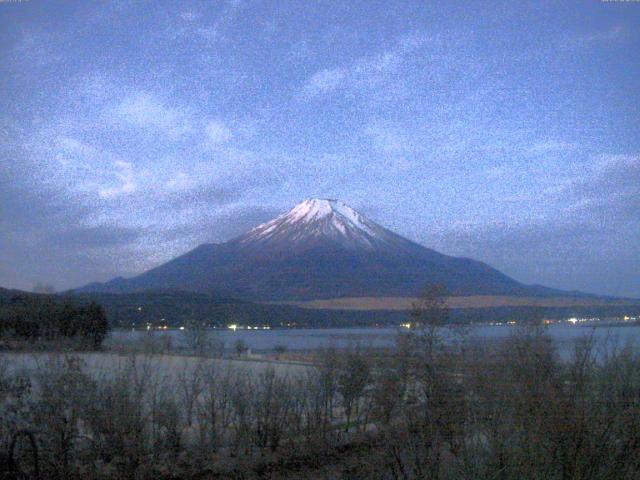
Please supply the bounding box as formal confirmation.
[77,199,574,300]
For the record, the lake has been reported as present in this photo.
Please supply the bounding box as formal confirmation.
[107,323,640,359]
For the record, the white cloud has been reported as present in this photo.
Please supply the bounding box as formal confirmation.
[112,92,192,138]
[53,136,97,166]
[179,10,199,22]
[548,153,640,219]
[205,119,232,145]
[99,160,137,199]
[301,32,428,98]
[166,172,194,191]
[303,68,346,95]
[176,0,241,45]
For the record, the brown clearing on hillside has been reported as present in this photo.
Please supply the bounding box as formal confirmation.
[266,295,639,311]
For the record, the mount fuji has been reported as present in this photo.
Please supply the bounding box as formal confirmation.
[77,199,568,300]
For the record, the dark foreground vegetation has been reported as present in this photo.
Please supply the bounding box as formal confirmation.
[0,294,109,349]
[2,323,640,479]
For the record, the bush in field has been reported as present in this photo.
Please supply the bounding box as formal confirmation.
[234,339,248,357]
[273,344,287,360]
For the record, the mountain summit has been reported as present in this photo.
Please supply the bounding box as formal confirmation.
[235,198,417,252]
[76,199,565,300]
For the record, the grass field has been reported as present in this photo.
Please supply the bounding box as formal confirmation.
[0,351,311,381]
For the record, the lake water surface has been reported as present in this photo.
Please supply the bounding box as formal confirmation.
[108,323,640,359]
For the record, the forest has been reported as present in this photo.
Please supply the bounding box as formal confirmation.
[0,294,109,349]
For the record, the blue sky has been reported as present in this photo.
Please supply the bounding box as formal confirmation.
[1,0,639,296]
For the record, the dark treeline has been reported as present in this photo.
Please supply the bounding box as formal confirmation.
[1,287,638,328]
[0,294,109,348]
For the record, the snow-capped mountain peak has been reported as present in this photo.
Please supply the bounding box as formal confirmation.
[234,198,404,251]
[283,199,373,231]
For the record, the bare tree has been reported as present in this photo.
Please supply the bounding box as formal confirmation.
[337,348,370,432]
[410,283,450,361]
[176,361,204,427]
[195,363,234,455]
[251,367,293,453]
[182,320,216,357]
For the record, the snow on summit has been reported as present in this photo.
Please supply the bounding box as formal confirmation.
[235,198,408,251]
[284,199,373,232]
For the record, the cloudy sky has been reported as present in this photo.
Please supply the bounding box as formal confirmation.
[1,0,639,297]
